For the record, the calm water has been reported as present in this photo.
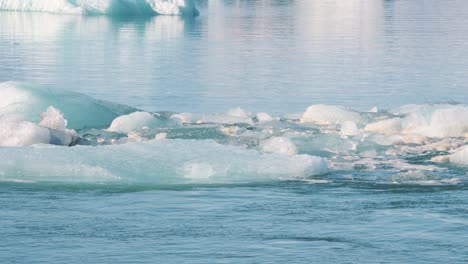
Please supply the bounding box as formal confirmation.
[1,1,468,263]
[1,0,468,113]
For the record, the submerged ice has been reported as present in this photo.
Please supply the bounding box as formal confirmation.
[0,140,328,183]
[0,0,198,16]
[0,82,466,185]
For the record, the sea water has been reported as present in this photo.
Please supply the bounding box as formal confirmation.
[0,1,467,263]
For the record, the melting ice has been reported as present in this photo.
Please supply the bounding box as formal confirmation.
[0,0,198,16]
[0,82,466,185]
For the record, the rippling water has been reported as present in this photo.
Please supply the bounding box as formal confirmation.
[2,0,468,112]
[1,1,467,263]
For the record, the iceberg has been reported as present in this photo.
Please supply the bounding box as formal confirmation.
[0,82,136,129]
[0,0,198,16]
[0,139,329,184]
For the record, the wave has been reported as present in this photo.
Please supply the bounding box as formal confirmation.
[0,82,466,185]
[0,0,199,16]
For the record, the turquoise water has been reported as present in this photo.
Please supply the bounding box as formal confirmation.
[1,1,468,263]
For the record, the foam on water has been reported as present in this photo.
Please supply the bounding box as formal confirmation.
[0,0,198,16]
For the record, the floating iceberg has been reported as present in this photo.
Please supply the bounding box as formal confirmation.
[366,104,468,138]
[1,82,467,185]
[108,111,162,133]
[300,104,365,125]
[0,139,328,184]
[0,82,136,129]
[0,0,198,16]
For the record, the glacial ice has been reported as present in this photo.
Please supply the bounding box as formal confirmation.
[0,140,328,183]
[260,137,298,155]
[365,105,468,138]
[39,106,68,130]
[340,121,359,136]
[449,146,468,166]
[0,82,467,185]
[256,112,275,123]
[171,108,254,125]
[0,0,198,16]
[0,82,136,129]
[301,104,365,124]
[0,115,51,146]
[0,106,77,146]
[108,111,162,133]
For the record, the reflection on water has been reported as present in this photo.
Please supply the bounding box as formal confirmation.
[0,0,467,113]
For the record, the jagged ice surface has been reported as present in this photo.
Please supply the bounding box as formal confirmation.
[0,82,467,185]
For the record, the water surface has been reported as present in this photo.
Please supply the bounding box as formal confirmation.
[1,1,467,263]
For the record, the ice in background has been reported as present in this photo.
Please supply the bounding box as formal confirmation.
[1,0,467,113]
[0,0,198,16]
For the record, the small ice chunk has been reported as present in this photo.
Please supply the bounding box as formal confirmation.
[449,145,468,166]
[430,155,450,163]
[260,137,297,155]
[301,104,364,124]
[108,111,159,133]
[368,106,378,113]
[155,133,167,140]
[392,104,468,138]
[401,134,427,145]
[39,106,67,130]
[127,131,145,141]
[171,112,199,123]
[39,106,77,146]
[219,126,242,135]
[370,134,404,146]
[256,112,275,123]
[226,107,252,118]
[365,118,402,135]
[0,115,50,146]
[340,121,359,136]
